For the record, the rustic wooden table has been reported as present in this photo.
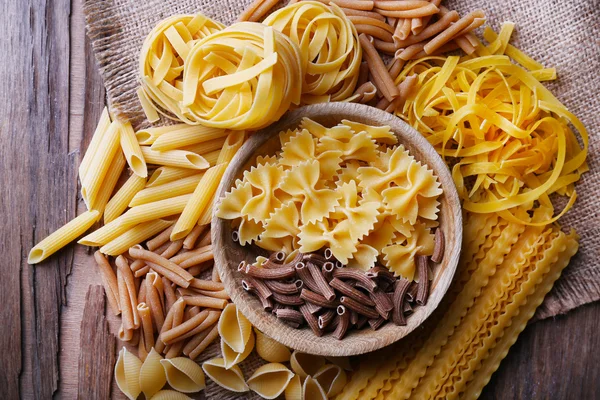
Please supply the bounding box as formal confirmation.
[2,1,599,399]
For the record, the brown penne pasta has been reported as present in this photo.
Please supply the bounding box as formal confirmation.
[242,261,297,280]
[186,261,213,277]
[189,278,224,291]
[183,225,207,250]
[329,277,375,306]
[392,278,411,325]
[134,265,151,278]
[191,288,230,300]
[272,292,304,306]
[348,15,394,33]
[359,34,400,101]
[416,256,430,305]
[369,289,394,319]
[159,239,184,259]
[424,10,484,54]
[315,0,374,11]
[318,309,337,330]
[155,298,185,353]
[161,309,210,344]
[165,340,184,359]
[300,304,323,337]
[373,0,430,11]
[307,262,336,301]
[188,324,220,360]
[130,258,146,273]
[341,7,385,21]
[295,261,322,293]
[116,255,140,328]
[333,306,351,340]
[137,302,154,351]
[211,265,221,282]
[162,277,177,312]
[183,295,228,309]
[340,296,379,319]
[264,279,303,295]
[275,308,304,325]
[431,228,445,263]
[373,38,397,54]
[332,268,378,292]
[145,272,165,331]
[179,249,214,269]
[94,251,121,315]
[393,17,412,41]
[196,229,212,247]
[242,276,273,299]
[129,245,193,287]
[176,310,221,343]
[355,24,394,42]
[147,225,175,251]
[300,288,338,308]
[375,4,439,18]
[117,268,135,334]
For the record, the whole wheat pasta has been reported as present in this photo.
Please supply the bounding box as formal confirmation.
[418,0,442,31]
[211,266,221,283]
[370,290,394,319]
[275,308,304,325]
[182,327,213,357]
[355,24,394,42]
[179,250,214,269]
[169,244,211,264]
[339,296,379,319]
[183,225,206,250]
[300,289,338,309]
[147,225,175,251]
[264,280,302,295]
[341,7,385,21]
[94,251,121,315]
[189,278,224,292]
[188,325,220,360]
[348,81,376,103]
[332,268,377,292]
[138,279,147,304]
[415,256,429,305]
[183,295,228,309]
[196,229,212,247]
[424,10,484,54]
[116,256,140,328]
[177,310,221,343]
[411,17,423,35]
[164,340,185,359]
[137,303,154,351]
[396,42,426,60]
[243,262,297,280]
[319,0,374,11]
[145,273,165,331]
[308,262,336,301]
[117,323,133,342]
[394,10,459,47]
[375,4,439,18]
[129,245,193,285]
[385,74,418,112]
[373,0,430,11]
[300,304,323,337]
[411,40,459,58]
[359,34,400,101]
[272,292,304,306]
[134,266,151,278]
[373,39,397,54]
[347,16,394,33]
[394,18,412,41]
[161,309,210,344]
[192,288,230,300]
[387,58,406,80]
[295,262,323,294]
[318,309,337,330]
[357,61,370,86]
[186,262,213,277]
[454,35,476,54]
[162,277,177,311]
[117,268,135,334]
[242,277,273,300]
[368,316,386,330]
[156,298,185,353]
[333,306,350,340]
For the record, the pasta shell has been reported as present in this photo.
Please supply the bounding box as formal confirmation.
[255,328,291,363]
[218,303,252,353]
[302,376,327,400]
[247,363,294,399]
[160,357,205,393]
[139,348,167,399]
[314,364,347,397]
[202,358,249,392]
[325,356,353,371]
[285,374,302,400]
[115,347,142,400]
[290,351,326,379]
[150,390,193,400]
[222,329,255,369]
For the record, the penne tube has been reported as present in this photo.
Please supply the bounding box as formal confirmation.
[28,210,100,264]
[161,310,210,344]
[136,123,199,145]
[145,272,165,332]
[137,303,154,351]
[79,194,191,246]
[164,340,184,359]
[359,34,400,101]
[340,7,385,21]
[136,87,159,123]
[354,24,394,42]
[81,120,122,209]
[104,173,146,223]
[140,147,210,170]
[192,288,230,300]
[118,323,133,342]
[411,17,423,35]
[455,35,476,55]
[388,57,406,80]
[117,268,135,332]
[116,256,140,328]
[151,125,228,151]
[147,225,175,251]
[92,151,127,214]
[130,259,146,273]
[155,298,185,353]
[394,10,459,47]
[217,130,246,164]
[93,251,121,315]
[393,17,412,41]
[373,0,430,11]
[181,328,213,357]
[181,136,227,155]
[79,107,111,182]
[189,278,224,292]
[347,16,394,33]
[171,163,228,240]
[196,229,212,247]
[373,39,397,54]
[196,193,216,226]
[146,166,199,187]
[129,245,193,283]
[99,219,175,256]
[119,120,148,177]
[203,150,221,167]
[178,310,221,343]
[375,4,439,18]
[159,239,184,259]
[424,10,484,55]
[183,295,228,309]
[187,324,220,360]
[183,225,207,250]
[163,277,177,311]
[135,266,151,278]
[169,244,211,265]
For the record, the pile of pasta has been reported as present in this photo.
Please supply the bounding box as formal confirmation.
[114,302,354,399]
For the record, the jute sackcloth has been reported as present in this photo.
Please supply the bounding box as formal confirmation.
[83,0,599,325]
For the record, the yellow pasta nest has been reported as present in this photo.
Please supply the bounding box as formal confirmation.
[397,23,589,225]
[263,1,362,104]
[216,118,443,279]
[138,14,225,122]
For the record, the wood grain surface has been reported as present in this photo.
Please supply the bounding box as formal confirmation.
[1,0,598,399]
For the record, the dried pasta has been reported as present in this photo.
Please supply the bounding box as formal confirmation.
[202,358,249,392]
[314,364,347,397]
[139,348,167,399]
[285,374,303,400]
[221,329,255,369]
[290,351,326,379]
[151,390,193,400]
[217,303,253,353]
[118,119,148,177]
[151,126,228,152]
[303,376,328,400]
[129,173,204,207]
[247,363,294,399]
[160,357,206,393]
[79,107,111,183]
[104,173,146,223]
[255,328,291,363]
[99,218,174,256]
[115,347,142,400]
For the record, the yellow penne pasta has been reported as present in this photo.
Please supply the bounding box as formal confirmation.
[171,163,227,240]
[180,136,227,155]
[202,150,220,167]
[196,193,215,226]
[28,210,100,264]
[93,151,127,213]
[119,119,148,177]
[104,173,146,223]
[217,130,246,164]
[136,124,191,145]
[146,166,199,187]
[141,146,209,170]
[151,125,228,151]
[129,173,204,207]
[99,218,175,256]
[79,107,111,183]
[81,120,122,209]
[79,194,191,246]
[136,87,160,123]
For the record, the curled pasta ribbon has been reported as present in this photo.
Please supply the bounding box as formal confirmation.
[264,1,362,103]
[399,24,588,223]
[139,14,225,122]
[182,22,303,129]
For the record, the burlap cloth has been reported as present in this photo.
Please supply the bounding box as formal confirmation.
[82,0,599,396]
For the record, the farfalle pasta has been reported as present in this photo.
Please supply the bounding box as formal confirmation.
[263,1,361,104]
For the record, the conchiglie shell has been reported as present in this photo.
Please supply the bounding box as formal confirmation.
[160,357,206,393]
[247,363,294,399]
[325,356,353,371]
[290,351,326,379]
[313,364,347,397]
[202,357,249,392]
[151,390,193,400]
[285,374,302,400]
[222,330,255,369]
[302,376,327,400]
[139,348,167,399]
[218,303,252,353]
[115,347,142,400]
[255,328,291,363]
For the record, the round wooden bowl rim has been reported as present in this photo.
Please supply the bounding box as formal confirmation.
[213,103,462,356]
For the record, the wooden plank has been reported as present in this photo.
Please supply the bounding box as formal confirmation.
[78,285,116,399]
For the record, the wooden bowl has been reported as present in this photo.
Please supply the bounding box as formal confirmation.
[213,103,462,356]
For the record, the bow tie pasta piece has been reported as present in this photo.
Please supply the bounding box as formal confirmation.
[241,163,286,223]
[216,181,253,220]
[382,160,443,224]
[262,201,301,239]
[340,120,398,145]
[139,14,225,122]
[381,223,435,280]
[331,181,380,242]
[357,145,415,192]
[317,131,379,163]
[263,1,361,104]
[279,128,302,147]
[335,161,362,187]
[182,22,302,129]
[279,160,341,224]
[279,129,343,179]
[360,216,398,253]
[255,235,298,254]
[298,219,357,264]
[348,244,379,271]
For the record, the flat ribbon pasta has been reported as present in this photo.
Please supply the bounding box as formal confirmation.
[264,1,361,104]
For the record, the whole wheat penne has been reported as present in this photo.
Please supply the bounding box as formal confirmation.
[137,303,154,351]
[100,219,175,256]
[212,265,221,283]
[94,251,121,315]
[119,120,148,177]
[349,81,378,104]
[373,38,397,54]
[171,163,228,240]
[396,42,426,60]
[162,277,177,311]
[197,230,212,247]
[135,265,151,278]
[147,225,175,251]
[455,35,476,55]
[183,225,207,250]
[418,0,442,31]
[130,245,193,281]
[145,272,165,331]
[394,10,459,47]
[183,295,228,309]
[140,147,209,170]
[118,323,133,342]
[247,0,279,22]
[116,256,140,328]
[150,125,228,152]
[179,250,214,269]
[161,310,210,344]
[387,16,398,28]
[411,17,423,35]
[457,17,486,37]
[182,328,213,357]
[347,16,394,33]
[193,288,230,301]
[159,239,184,259]
[189,278,224,292]
[156,298,185,353]
[373,0,430,10]
[187,262,213,277]
[188,324,220,360]
[117,268,135,332]
[165,340,184,359]
[135,260,190,288]
[387,57,406,80]
[28,210,101,264]
[393,17,412,41]
[412,40,460,58]
[169,245,211,264]
[359,34,400,101]
[341,7,385,21]
[129,173,204,207]
[104,173,146,223]
[138,279,147,304]
[357,61,369,86]
[375,4,439,18]
[424,10,484,54]
[355,24,394,42]
[317,0,373,11]
[386,74,418,112]
[146,166,198,187]
[131,259,146,273]
[177,310,221,343]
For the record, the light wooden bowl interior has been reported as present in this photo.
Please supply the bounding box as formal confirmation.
[213,103,462,356]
